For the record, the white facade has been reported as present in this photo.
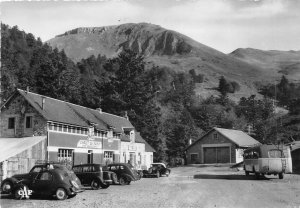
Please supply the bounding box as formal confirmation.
[120,141,153,170]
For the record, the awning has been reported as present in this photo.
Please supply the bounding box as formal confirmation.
[0,136,46,162]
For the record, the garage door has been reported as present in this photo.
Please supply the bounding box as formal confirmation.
[203,147,230,164]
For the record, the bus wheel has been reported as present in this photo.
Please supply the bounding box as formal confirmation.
[279,173,284,179]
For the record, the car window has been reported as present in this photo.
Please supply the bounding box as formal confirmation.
[31,167,43,173]
[83,166,90,172]
[38,172,53,181]
[110,166,117,171]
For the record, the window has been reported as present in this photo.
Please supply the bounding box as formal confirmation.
[213,133,218,139]
[63,125,68,132]
[48,123,53,131]
[58,149,73,163]
[269,150,283,158]
[104,151,113,164]
[26,116,33,128]
[191,154,198,162]
[8,117,15,129]
[88,150,93,164]
[38,172,52,181]
[30,167,43,173]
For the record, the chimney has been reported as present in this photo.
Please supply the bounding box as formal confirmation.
[124,111,129,120]
[42,97,45,110]
[96,108,102,113]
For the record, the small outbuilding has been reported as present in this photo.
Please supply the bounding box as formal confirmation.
[185,127,261,164]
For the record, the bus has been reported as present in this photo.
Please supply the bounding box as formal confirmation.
[243,144,286,179]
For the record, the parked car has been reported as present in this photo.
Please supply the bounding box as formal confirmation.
[1,164,83,200]
[143,163,171,178]
[1,163,81,194]
[72,164,117,189]
[106,163,140,185]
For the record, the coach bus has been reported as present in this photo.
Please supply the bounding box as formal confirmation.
[243,144,286,179]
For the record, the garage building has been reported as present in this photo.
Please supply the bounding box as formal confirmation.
[185,127,260,164]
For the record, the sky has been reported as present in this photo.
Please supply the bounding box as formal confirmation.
[1,0,300,53]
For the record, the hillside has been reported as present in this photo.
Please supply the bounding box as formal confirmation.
[47,23,277,101]
[230,48,300,81]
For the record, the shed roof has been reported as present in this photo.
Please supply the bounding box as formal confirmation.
[186,127,261,150]
[0,136,46,162]
[214,127,261,147]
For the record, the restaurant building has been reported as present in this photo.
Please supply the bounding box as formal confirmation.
[0,89,154,180]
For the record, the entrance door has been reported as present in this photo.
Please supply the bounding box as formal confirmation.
[204,147,230,164]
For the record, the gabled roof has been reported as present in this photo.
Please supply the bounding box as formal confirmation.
[214,127,261,147]
[4,89,134,132]
[186,127,261,150]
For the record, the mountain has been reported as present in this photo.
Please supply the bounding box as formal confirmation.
[230,48,300,81]
[47,23,293,101]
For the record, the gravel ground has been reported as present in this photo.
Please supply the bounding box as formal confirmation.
[1,166,300,208]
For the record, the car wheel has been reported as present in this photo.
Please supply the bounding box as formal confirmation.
[119,177,126,185]
[91,179,101,190]
[100,182,110,189]
[279,173,284,179]
[1,181,13,194]
[56,188,67,200]
[126,180,131,185]
[14,185,29,200]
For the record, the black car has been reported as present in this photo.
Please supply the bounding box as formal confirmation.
[1,163,80,194]
[106,163,140,185]
[1,165,83,200]
[143,163,171,178]
[72,164,117,189]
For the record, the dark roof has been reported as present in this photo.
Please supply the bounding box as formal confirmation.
[136,132,156,152]
[186,127,261,150]
[15,89,133,132]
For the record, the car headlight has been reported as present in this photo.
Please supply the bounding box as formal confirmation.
[70,180,79,189]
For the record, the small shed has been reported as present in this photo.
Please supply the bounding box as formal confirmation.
[185,127,260,164]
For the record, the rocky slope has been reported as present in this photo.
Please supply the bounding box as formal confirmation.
[47,23,297,101]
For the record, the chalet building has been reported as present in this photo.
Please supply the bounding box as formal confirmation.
[185,127,261,164]
[0,89,154,181]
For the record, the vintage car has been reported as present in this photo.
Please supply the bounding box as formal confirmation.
[72,164,117,189]
[1,164,83,200]
[143,163,171,178]
[106,163,140,185]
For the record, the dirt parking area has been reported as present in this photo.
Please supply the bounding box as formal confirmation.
[1,165,300,208]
